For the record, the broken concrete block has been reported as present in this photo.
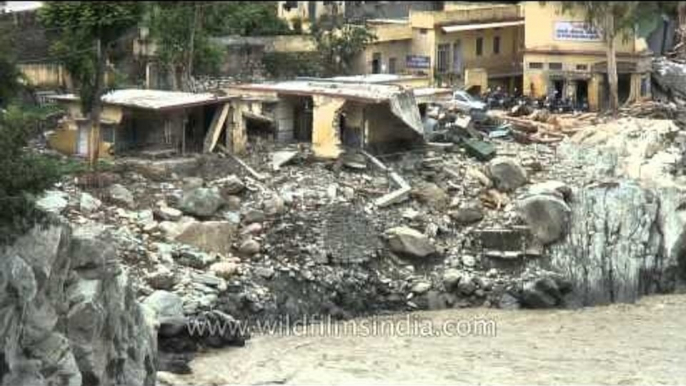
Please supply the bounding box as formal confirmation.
[462,138,497,161]
[271,150,298,171]
[386,226,437,258]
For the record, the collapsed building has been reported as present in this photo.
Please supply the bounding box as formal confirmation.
[48,80,433,160]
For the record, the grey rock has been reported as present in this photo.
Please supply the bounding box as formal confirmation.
[457,274,476,295]
[386,226,437,258]
[411,281,431,294]
[263,195,285,216]
[255,267,275,279]
[442,269,462,289]
[175,221,236,256]
[528,180,572,202]
[191,273,225,288]
[146,265,177,290]
[521,277,563,308]
[225,195,242,211]
[108,184,135,208]
[78,192,101,213]
[36,190,68,214]
[179,187,224,217]
[243,209,266,224]
[450,202,484,224]
[175,247,218,269]
[411,182,449,209]
[182,177,204,190]
[239,239,260,256]
[0,224,156,386]
[155,206,183,222]
[461,255,476,268]
[222,211,241,224]
[488,157,527,192]
[219,175,245,195]
[517,194,571,245]
[498,293,521,310]
[143,290,184,319]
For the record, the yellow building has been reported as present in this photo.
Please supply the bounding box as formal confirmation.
[355,3,525,93]
[522,2,652,111]
[277,1,345,32]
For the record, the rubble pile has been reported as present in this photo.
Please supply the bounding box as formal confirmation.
[28,109,686,374]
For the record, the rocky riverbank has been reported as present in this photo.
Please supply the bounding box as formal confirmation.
[18,115,686,380]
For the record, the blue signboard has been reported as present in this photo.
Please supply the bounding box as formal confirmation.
[406,55,430,69]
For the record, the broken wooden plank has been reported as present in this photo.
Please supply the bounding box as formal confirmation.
[216,144,267,181]
[203,103,231,153]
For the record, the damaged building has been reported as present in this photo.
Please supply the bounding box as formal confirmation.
[223,79,426,158]
[47,80,429,160]
[48,89,234,159]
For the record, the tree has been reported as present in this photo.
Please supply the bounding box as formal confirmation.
[39,2,144,166]
[313,18,377,77]
[203,2,293,37]
[554,2,663,114]
[0,27,22,106]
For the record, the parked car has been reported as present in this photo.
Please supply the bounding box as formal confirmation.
[450,90,488,115]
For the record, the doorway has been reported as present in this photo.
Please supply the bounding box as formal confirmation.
[575,80,588,106]
[552,80,564,100]
[452,40,462,76]
[372,53,381,74]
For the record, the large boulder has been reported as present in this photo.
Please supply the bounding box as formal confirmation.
[178,187,224,217]
[411,182,449,209]
[488,157,527,192]
[450,201,485,225]
[109,184,135,208]
[519,275,572,309]
[516,194,571,245]
[0,223,157,386]
[175,221,236,255]
[79,192,102,213]
[143,290,185,319]
[216,175,245,195]
[386,226,437,258]
[36,190,69,214]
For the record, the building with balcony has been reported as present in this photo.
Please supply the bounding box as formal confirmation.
[353,3,525,93]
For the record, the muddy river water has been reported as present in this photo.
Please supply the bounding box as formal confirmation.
[160,294,686,385]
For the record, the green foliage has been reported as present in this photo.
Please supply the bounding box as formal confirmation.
[313,20,377,77]
[0,31,21,106]
[0,106,64,235]
[262,52,321,79]
[204,2,293,36]
[38,2,144,114]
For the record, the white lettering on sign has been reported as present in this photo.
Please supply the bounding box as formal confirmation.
[554,21,601,41]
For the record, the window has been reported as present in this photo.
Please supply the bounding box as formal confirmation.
[548,62,563,70]
[420,28,428,35]
[372,52,381,74]
[576,64,588,71]
[529,62,543,69]
[437,44,450,73]
[641,77,650,96]
[388,57,397,74]
[493,36,500,55]
[476,37,483,56]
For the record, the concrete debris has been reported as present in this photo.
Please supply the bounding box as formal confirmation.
[488,157,528,192]
[272,150,299,171]
[108,183,135,208]
[386,226,437,258]
[36,190,69,213]
[179,187,225,217]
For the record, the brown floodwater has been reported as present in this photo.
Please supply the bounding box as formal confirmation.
[158,294,686,386]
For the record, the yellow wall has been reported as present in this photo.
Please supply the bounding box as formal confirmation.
[19,64,71,88]
[410,4,521,29]
[524,2,635,54]
[369,23,413,42]
[47,127,77,155]
[355,39,412,74]
[312,95,345,159]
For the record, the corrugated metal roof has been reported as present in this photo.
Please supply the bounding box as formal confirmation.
[51,89,232,111]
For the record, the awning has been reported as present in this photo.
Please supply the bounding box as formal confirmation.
[442,19,524,33]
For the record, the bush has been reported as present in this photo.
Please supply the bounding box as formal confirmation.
[262,52,321,79]
[0,105,64,241]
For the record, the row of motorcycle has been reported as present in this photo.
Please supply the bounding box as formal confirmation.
[481,89,590,113]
